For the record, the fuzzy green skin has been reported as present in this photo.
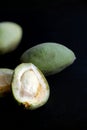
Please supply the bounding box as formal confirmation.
[0,68,13,97]
[0,22,23,54]
[21,42,76,76]
[12,63,50,110]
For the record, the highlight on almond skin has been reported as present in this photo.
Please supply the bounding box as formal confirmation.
[0,68,13,96]
[12,63,50,110]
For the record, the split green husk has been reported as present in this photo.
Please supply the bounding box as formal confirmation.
[12,63,50,110]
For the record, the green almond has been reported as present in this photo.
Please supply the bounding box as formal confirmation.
[20,42,76,76]
[0,21,23,54]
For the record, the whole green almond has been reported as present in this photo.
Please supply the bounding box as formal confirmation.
[0,68,13,96]
[20,42,76,76]
[12,63,50,110]
[0,21,23,54]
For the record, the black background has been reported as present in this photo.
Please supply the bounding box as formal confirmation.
[0,0,87,129]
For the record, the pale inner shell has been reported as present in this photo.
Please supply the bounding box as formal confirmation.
[20,70,40,98]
